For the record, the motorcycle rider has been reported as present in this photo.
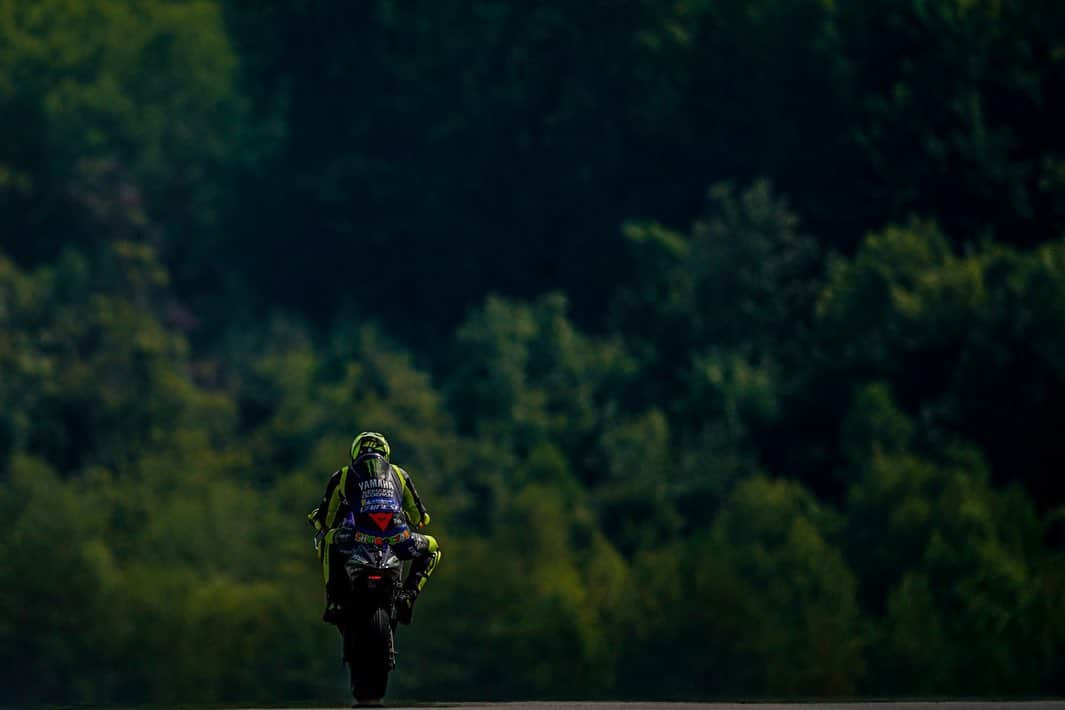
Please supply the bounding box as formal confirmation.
[308,431,441,625]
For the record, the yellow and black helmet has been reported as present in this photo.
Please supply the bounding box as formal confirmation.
[351,431,390,462]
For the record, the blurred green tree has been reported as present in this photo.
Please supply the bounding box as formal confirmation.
[616,475,865,697]
[0,0,246,273]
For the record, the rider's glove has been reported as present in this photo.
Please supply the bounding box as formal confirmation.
[418,512,431,528]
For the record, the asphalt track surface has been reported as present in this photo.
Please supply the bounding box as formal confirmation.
[251,701,1065,710]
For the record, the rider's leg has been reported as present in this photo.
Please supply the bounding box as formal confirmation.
[405,534,441,592]
[322,537,348,624]
[394,533,441,624]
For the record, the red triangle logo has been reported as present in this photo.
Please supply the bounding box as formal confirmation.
[368,512,393,531]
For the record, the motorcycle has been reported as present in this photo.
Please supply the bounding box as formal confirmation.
[324,530,403,706]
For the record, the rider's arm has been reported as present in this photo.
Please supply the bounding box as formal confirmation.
[308,469,343,532]
[395,466,430,528]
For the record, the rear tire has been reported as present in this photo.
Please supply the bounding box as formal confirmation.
[349,607,393,705]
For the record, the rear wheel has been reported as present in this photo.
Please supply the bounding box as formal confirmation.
[348,607,393,705]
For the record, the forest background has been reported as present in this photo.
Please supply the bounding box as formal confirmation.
[2,0,1065,704]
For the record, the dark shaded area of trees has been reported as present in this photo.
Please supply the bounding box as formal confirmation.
[1,0,1064,704]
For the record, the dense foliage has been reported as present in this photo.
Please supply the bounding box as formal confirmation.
[1,0,1063,704]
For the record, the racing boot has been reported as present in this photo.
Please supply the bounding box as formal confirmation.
[322,596,344,624]
[395,586,419,626]
[322,571,346,624]
[396,548,441,625]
